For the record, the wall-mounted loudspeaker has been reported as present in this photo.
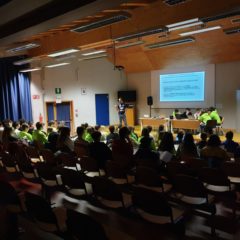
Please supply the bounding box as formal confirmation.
[147,96,153,106]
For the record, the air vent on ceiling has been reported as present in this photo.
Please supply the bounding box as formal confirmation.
[163,0,189,6]
[146,37,195,49]
[201,8,240,23]
[224,27,240,35]
[231,18,240,24]
[115,27,166,42]
[71,12,131,33]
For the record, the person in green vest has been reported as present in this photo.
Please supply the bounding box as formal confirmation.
[198,109,212,132]
[18,123,32,142]
[209,107,222,125]
[32,122,48,145]
[138,127,156,151]
[172,109,181,119]
[84,126,94,143]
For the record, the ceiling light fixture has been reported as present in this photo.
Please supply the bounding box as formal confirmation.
[168,21,203,31]
[79,54,107,61]
[146,37,195,49]
[71,12,131,33]
[115,40,145,49]
[48,49,79,57]
[7,43,40,53]
[45,62,70,68]
[179,26,221,36]
[14,58,34,66]
[166,18,199,28]
[20,67,41,73]
[81,50,106,56]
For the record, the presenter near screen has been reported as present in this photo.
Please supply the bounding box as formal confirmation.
[116,98,128,128]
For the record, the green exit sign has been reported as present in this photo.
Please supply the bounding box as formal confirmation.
[55,88,61,94]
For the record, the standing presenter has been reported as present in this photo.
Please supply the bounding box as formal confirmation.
[116,98,128,128]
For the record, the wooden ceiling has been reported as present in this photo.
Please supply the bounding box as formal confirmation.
[1,0,240,72]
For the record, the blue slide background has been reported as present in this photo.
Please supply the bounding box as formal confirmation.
[160,72,205,102]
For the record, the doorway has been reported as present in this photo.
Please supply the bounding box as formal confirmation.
[95,94,109,126]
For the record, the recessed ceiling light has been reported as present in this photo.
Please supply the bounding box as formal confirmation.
[168,21,203,31]
[166,18,199,28]
[81,50,106,56]
[179,26,221,36]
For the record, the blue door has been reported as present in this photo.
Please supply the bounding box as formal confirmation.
[47,103,54,123]
[56,102,71,128]
[95,94,109,126]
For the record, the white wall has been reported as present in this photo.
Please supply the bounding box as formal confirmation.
[30,58,127,128]
[127,61,240,130]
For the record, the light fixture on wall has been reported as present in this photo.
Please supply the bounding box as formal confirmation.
[48,49,79,57]
[179,26,221,36]
[45,62,70,68]
[20,67,41,73]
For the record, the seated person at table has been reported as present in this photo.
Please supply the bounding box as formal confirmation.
[196,132,208,150]
[106,125,119,147]
[181,108,192,119]
[222,131,239,156]
[89,131,112,169]
[32,122,48,146]
[112,127,133,168]
[172,109,182,119]
[200,134,229,167]
[198,109,212,132]
[18,123,32,142]
[176,133,199,160]
[209,107,222,125]
[138,127,156,151]
[158,132,175,162]
[194,108,202,120]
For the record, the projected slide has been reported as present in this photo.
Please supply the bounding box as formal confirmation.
[160,72,205,102]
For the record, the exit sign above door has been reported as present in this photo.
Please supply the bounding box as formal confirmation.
[55,88,61,94]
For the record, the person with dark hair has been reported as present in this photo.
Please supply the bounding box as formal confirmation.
[12,121,20,139]
[196,132,208,150]
[18,123,32,142]
[138,127,156,150]
[181,108,192,119]
[175,130,185,145]
[75,126,89,147]
[56,127,74,153]
[116,98,127,128]
[106,125,119,147]
[222,131,239,155]
[176,133,198,160]
[200,134,229,167]
[128,126,139,147]
[158,132,175,162]
[28,121,34,135]
[172,109,181,119]
[48,120,57,132]
[112,127,133,168]
[32,122,48,145]
[89,131,112,169]
[157,124,166,145]
[209,107,222,125]
[84,127,94,143]
[1,127,18,149]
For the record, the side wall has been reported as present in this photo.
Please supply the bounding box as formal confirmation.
[30,58,127,128]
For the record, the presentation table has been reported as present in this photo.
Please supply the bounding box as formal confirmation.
[139,118,200,132]
[139,118,169,131]
[171,119,200,131]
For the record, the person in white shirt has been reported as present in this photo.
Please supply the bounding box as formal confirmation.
[194,108,202,120]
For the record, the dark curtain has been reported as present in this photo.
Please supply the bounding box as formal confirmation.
[0,56,32,121]
[57,103,71,128]
[47,103,54,122]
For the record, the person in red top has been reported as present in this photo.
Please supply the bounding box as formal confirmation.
[112,127,133,169]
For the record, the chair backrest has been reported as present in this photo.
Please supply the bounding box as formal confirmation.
[174,174,207,199]
[26,146,40,158]
[199,167,230,187]
[223,161,240,177]
[135,166,163,188]
[35,162,57,180]
[0,181,20,206]
[25,192,58,225]
[80,156,99,172]
[132,187,172,218]
[59,168,85,189]
[41,149,56,165]
[105,161,127,179]
[206,120,217,128]
[167,161,194,180]
[74,143,89,158]
[66,209,108,240]
[92,176,122,201]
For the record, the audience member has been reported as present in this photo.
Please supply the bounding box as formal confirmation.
[12,121,20,139]
[157,124,166,145]
[84,127,94,143]
[158,132,175,162]
[18,123,32,142]
[196,132,208,150]
[32,122,48,146]
[222,131,239,156]
[106,125,119,147]
[139,127,156,150]
[56,127,74,153]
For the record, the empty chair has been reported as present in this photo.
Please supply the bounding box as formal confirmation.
[66,209,108,240]
[58,168,88,197]
[199,167,231,193]
[134,166,171,193]
[105,161,129,184]
[132,187,185,236]
[223,161,240,184]
[92,176,126,208]
[24,192,66,234]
